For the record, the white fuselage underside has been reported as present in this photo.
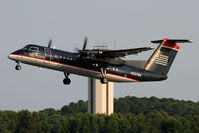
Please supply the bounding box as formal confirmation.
[9,54,137,82]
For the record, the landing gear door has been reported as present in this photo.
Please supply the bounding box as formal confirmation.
[44,48,51,63]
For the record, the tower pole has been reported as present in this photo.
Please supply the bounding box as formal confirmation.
[88,78,114,115]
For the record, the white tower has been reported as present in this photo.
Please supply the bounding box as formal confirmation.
[88,78,114,115]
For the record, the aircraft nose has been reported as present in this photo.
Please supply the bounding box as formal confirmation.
[8,50,21,60]
[8,54,14,60]
[8,51,18,60]
[8,54,11,59]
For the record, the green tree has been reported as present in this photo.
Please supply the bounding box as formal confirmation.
[60,100,87,115]
[161,117,179,133]
[105,114,119,133]
[68,115,81,133]
[95,114,106,133]
[17,110,41,133]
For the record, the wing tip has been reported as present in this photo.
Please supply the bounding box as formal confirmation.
[149,47,155,50]
[145,47,155,50]
[188,40,195,43]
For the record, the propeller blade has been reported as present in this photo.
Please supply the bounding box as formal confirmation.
[82,37,87,50]
[48,39,52,48]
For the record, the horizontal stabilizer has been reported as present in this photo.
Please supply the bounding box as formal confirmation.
[151,39,194,44]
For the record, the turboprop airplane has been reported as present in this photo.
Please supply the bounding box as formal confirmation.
[8,38,193,85]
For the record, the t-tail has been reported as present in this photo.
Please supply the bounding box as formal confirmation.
[145,38,193,75]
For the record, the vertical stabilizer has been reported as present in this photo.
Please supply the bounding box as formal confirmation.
[145,38,192,75]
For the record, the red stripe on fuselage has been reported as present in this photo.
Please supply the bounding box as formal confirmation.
[107,73,139,82]
[10,54,139,82]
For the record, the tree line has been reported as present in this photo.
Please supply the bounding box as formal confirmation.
[0,96,199,133]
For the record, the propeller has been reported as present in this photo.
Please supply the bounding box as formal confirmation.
[82,37,87,51]
[75,37,100,58]
[75,37,88,53]
[48,39,52,48]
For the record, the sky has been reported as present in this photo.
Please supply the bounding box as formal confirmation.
[0,0,198,111]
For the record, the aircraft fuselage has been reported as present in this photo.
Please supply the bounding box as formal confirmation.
[8,44,167,83]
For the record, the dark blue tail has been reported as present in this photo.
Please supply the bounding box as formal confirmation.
[145,38,192,75]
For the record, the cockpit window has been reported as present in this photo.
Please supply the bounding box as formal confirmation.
[23,46,39,52]
[23,46,31,50]
[30,47,39,52]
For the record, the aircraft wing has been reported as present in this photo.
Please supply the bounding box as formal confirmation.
[97,47,154,58]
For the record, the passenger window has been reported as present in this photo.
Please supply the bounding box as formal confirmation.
[30,47,39,52]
